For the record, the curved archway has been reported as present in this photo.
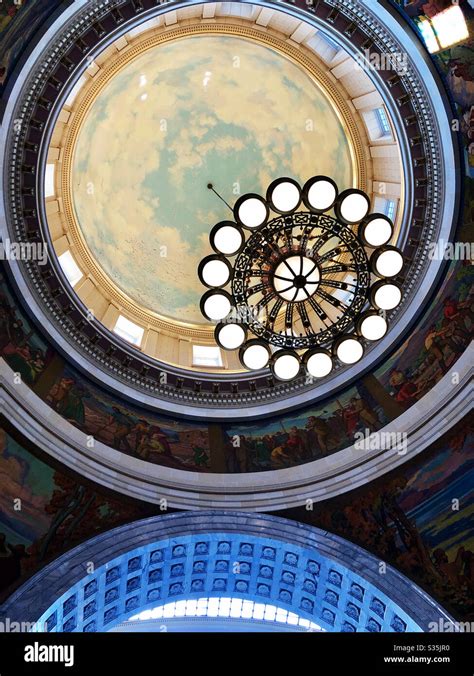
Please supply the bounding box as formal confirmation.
[1,512,454,633]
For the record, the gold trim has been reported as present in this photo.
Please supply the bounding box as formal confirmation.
[55,21,369,343]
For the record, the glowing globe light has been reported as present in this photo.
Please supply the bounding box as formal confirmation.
[272,351,301,381]
[240,342,270,370]
[358,313,388,341]
[337,189,370,224]
[199,256,232,288]
[202,292,232,321]
[267,178,301,214]
[210,223,244,256]
[215,323,246,350]
[234,195,268,229]
[273,256,320,302]
[303,176,338,213]
[360,215,393,247]
[372,248,404,278]
[372,282,402,310]
[305,351,333,378]
[336,337,364,364]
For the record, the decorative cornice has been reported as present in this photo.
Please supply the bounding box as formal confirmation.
[0,345,471,510]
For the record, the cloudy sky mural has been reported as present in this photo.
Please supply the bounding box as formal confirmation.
[72,35,353,324]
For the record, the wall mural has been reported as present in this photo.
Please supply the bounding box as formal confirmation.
[283,415,474,622]
[0,427,153,599]
[46,368,211,472]
[0,258,472,473]
[0,415,472,622]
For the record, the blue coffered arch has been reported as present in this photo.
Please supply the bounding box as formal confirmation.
[0,512,454,633]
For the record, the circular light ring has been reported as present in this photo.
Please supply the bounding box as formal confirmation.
[370,246,404,278]
[232,210,371,350]
[233,193,269,230]
[200,289,233,322]
[358,213,393,248]
[334,335,364,364]
[356,311,388,341]
[239,339,271,371]
[335,189,371,224]
[270,349,301,381]
[210,221,245,256]
[302,175,338,213]
[370,280,402,311]
[214,322,247,350]
[303,349,333,378]
[198,254,233,289]
[266,177,301,215]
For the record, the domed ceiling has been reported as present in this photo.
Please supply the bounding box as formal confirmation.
[71,35,353,325]
[0,0,466,510]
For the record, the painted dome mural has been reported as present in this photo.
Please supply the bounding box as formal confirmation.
[71,35,353,324]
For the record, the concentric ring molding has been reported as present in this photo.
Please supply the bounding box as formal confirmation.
[0,346,471,511]
[0,0,460,419]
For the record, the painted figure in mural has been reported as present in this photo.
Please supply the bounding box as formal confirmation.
[286,426,306,460]
[109,406,136,452]
[0,289,48,384]
[131,421,178,464]
[0,533,29,591]
[424,323,462,374]
[193,445,209,468]
[343,400,359,437]
[49,378,86,424]
[389,369,419,409]
[145,426,173,458]
[351,397,381,432]
[305,415,336,455]
[270,427,305,467]
[443,296,474,341]
[432,546,473,590]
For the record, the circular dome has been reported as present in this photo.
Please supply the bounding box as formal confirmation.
[69,34,353,328]
[0,0,461,472]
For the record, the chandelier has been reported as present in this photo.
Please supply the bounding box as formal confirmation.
[198,176,403,381]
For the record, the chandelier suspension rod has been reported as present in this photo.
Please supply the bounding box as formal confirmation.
[207,183,233,212]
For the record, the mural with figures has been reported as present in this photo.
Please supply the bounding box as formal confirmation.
[0,428,152,599]
[46,368,211,472]
[286,417,474,622]
[0,258,472,473]
[0,416,472,622]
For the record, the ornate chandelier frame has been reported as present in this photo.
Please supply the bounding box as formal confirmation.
[198,176,404,381]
